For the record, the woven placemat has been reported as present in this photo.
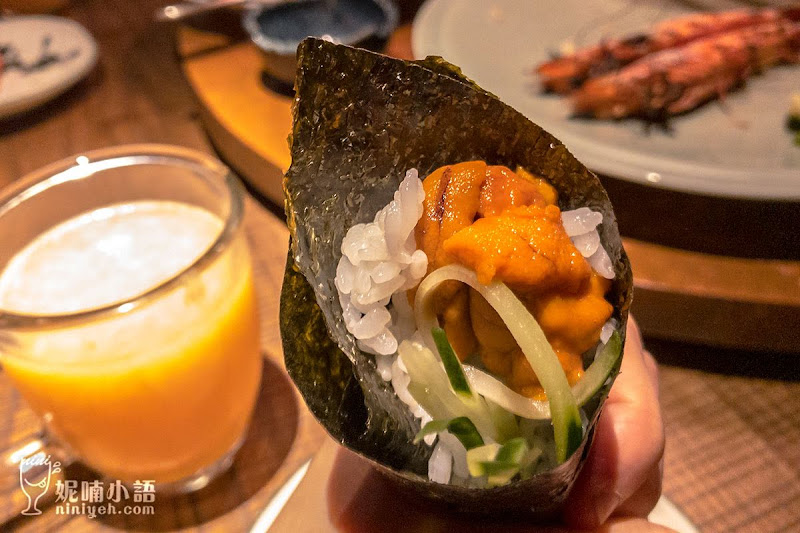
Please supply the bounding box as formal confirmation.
[660,364,800,532]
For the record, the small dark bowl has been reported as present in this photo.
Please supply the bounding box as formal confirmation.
[243,0,398,93]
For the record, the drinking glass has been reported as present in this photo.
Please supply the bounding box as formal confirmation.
[0,145,263,497]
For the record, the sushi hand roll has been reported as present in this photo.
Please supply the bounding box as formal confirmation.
[281,38,632,516]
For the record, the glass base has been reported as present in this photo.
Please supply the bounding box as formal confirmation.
[141,435,243,495]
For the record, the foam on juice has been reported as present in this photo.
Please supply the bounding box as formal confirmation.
[0,201,223,315]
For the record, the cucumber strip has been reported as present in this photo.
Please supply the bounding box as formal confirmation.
[399,342,447,397]
[432,328,520,441]
[495,437,529,464]
[484,397,520,442]
[414,419,451,441]
[462,365,549,419]
[414,417,484,450]
[406,381,450,420]
[481,438,531,486]
[465,438,535,486]
[466,443,501,477]
[570,331,622,404]
[432,327,472,398]
[401,345,463,418]
[480,460,521,487]
[519,448,544,480]
[461,331,622,420]
[447,417,485,449]
[416,265,583,463]
[399,341,498,441]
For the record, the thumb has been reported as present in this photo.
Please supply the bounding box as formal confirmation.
[564,317,665,528]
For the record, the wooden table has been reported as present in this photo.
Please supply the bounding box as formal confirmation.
[1,2,799,532]
[0,1,324,531]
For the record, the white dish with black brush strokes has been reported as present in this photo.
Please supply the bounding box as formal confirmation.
[0,15,98,120]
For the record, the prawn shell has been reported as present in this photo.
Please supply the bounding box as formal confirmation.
[280,38,633,516]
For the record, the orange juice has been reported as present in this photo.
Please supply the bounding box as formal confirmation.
[0,201,262,484]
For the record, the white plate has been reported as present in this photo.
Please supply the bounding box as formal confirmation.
[413,0,800,200]
[649,495,699,533]
[0,15,98,120]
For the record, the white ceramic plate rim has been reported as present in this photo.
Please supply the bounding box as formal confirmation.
[0,15,98,120]
[648,495,699,533]
[412,0,800,200]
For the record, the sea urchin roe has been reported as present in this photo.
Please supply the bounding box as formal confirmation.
[466,272,612,399]
[530,272,614,357]
[415,161,554,271]
[442,204,590,291]
[478,165,549,217]
[413,161,612,399]
[510,272,612,399]
[413,161,556,362]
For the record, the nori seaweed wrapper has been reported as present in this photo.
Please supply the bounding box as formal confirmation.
[280,38,633,516]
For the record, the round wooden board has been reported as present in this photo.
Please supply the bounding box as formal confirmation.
[176,24,800,354]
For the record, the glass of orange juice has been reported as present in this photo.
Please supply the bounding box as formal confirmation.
[0,144,262,494]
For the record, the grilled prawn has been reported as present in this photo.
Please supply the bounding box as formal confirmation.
[536,7,792,94]
[571,20,800,120]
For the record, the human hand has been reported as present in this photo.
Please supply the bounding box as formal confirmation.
[563,316,665,529]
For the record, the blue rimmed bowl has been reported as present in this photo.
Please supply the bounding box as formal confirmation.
[243,0,398,92]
